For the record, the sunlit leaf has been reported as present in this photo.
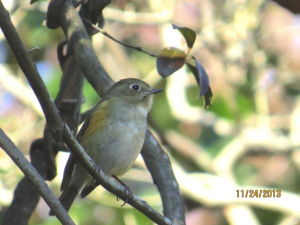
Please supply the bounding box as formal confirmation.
[186,57,213,108]
[156,47,186,77]
[172,24,196,51]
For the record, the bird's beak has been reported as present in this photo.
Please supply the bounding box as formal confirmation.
[150,89,164,94]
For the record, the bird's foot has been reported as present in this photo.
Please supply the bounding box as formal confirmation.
[112,175,133,207]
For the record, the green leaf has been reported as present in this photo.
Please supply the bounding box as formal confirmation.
[156,47,186,77]
[186,57,213,109]
[172,24,196,51]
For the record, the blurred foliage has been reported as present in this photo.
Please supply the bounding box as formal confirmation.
[1,0,300,224]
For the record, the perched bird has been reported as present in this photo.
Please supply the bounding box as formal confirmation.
[50,78,162,215]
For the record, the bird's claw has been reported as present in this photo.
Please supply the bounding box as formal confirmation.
[112,175,133,207]
[116,186,133,207]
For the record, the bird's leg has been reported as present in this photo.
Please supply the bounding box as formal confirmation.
[92,179,99,188]
[93,166,102,187]
[112,175,133,207]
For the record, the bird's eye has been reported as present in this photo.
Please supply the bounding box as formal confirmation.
[130,84,140,91]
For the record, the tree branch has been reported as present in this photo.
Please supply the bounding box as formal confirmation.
[142,130,186,225]
[57,0,114,95]
[0,129,75,225]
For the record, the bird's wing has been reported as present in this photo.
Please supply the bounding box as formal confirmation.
[60,97,109,192]
[79,98,109,143]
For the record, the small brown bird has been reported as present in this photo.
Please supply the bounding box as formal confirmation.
[50,78,162,215]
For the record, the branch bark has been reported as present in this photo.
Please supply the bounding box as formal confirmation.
[0,129,75,225]
[142,130,185,225]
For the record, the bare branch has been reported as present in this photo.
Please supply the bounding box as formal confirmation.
[0,129,75,225]
[142,130,186,224]
[57,0,114,95]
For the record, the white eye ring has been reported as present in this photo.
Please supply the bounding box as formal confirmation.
[130,84,140,91]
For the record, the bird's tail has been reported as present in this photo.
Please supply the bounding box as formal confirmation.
[49,185,80,216]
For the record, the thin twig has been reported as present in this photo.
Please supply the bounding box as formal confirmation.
[82,17,158,58]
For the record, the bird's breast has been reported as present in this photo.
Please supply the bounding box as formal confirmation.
[80,105,148,176]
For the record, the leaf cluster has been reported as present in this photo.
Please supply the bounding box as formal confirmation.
[156,24,212,108]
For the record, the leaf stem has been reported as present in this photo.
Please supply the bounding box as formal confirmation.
[82,18,158,58]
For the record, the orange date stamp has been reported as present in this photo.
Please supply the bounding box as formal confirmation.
[236,189,281,198]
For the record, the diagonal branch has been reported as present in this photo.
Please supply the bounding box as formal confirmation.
[0,129,75,225]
